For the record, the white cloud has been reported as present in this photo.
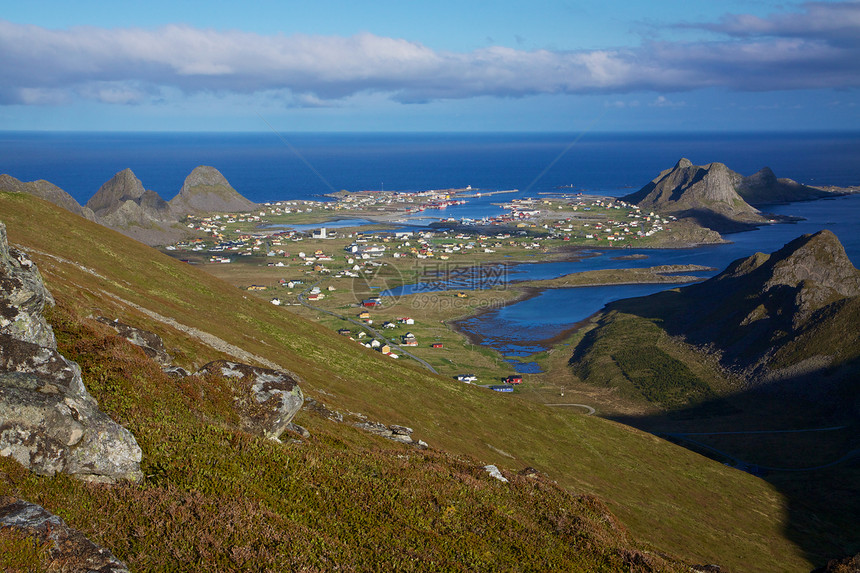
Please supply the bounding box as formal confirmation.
[1,2,859,107]
[651,95,685,107]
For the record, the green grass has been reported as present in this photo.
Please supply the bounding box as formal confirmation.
[0,192,822,572]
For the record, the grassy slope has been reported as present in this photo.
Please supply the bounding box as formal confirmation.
[0,192,813,572]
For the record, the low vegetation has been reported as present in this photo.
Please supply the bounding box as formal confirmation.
[0,192,828,572]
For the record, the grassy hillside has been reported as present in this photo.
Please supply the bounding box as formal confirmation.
[0,191,822,571]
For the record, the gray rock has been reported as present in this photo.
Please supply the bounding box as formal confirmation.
[0,495,130,572]
[96,316,172,366]
[303,397,343,422]
[163,365,190,378]
[0,224,143,483]
[0,224,55,349]
[196,360,303,441]
[483,464,508,483]
[389,424,413,436]
[286,422,311,439]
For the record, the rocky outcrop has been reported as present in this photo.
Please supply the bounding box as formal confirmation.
[196,361,303,441]
[95,317,172,367]
[87,169,175,227]
[169,166,257,216]
[622,158,768,233]
[0,222,142,483]
[0,174,97,222]
[303,397,428,448]
[0,224,56,348]
[0,495,130,572]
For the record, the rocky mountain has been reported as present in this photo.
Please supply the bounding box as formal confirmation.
[737,167,836,205]
[169,165,257,216]
[86,168,174,224]
[0,174,96,222]
[84,168,193,246]
[668,229,860,382]
[572,230,860,399]
[622,158,770,233]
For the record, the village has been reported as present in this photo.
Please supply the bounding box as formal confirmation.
[161,190,679,390]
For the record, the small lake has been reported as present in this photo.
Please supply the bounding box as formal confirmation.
[426,194,860,372]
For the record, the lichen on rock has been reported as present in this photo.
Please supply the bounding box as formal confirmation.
[196,360,304,441]
[0,221,142,483]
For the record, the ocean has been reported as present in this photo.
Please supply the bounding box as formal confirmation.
[3,130,859,369]
[1,131,859,206]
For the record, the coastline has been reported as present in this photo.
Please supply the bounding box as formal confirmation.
[446,265,710,356]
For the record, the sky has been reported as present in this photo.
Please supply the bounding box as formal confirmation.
[1,0,859,132]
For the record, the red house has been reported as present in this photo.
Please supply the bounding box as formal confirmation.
[431,343,443,349]
[505,375,523,384]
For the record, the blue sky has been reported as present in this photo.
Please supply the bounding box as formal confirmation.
[1,0,858,132]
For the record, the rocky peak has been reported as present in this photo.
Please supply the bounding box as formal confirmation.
[170,166,257,216]
[692,230,860,348]
[722,230,860,298]
[86,168,147,216]
[622,158,766,233]
[764,230,860,300]
[182,165,232,189]
[744,167,778,188]
[674,157,693,170]
[736,166,834,205]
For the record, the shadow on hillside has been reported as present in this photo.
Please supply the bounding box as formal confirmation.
[675,209,764,234]
[609,365,860,568]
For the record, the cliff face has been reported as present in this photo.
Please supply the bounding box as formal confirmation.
[0,174,96,222]
[622,158,768,232]
[169,165,257,216]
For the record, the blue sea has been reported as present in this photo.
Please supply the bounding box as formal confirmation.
[1,131,859,206]
[2,131,859,370]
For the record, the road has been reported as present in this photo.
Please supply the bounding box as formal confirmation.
[543,403,596,415]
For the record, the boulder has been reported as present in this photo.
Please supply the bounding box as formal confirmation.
[196,360,303,441]
[0,222,142,483]
[96,317,172,367]
[483,464,508,483]
[0,495,130,572]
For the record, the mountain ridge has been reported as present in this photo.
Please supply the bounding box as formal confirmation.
[622,159,844,234]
